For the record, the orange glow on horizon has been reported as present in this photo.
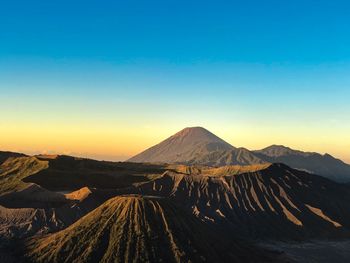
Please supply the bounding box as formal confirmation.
[1,122,349,164]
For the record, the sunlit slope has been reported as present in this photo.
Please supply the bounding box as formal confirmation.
[0,151,27,165]
[129,127,265,166]
[26,196,276,263]
[0,157,49,195]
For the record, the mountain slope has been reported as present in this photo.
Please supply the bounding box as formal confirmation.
[0,151,27,165]
[0,157,49,195]
[191,147,266,166]
[136,164,350,239]
[129,127,234,163]
[128,127,265,166]
[0,155,166,196]
[25,195,277,263]
[254,145,350,182]
[0,186,111,241]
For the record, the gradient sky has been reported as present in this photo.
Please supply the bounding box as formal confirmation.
[1,0,350,162]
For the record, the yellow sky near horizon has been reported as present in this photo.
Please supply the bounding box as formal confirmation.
[1,121,349,164]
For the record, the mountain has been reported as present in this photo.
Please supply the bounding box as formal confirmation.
[5,154,350,241]
[2,152,350,261]
[129,127,350,182]
[0,151,26,165]
[25,195,279,263]
[254,145,350,182]
[136,164,350,239]
[128,127,265,166]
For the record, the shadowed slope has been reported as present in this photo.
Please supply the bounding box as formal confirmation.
[25,196,277,263]
[0,205,72,240]
[0,183,68,208]
[0,187,112,240]
[23,155,166,191]
[137,164,350,239]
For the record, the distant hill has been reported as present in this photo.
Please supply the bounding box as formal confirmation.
[254,145,350,182]
[128,127,265,166]
[25,195,277,263]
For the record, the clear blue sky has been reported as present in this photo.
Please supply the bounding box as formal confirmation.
[1,0,350,161]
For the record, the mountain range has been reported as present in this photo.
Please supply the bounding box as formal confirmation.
[2,127,350,262]
[129,127,350,182]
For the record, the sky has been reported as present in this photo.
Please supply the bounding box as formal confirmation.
[1,0,350,162]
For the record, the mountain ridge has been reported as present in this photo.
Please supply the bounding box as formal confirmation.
[254,145,350,182]
[129,127,350,182]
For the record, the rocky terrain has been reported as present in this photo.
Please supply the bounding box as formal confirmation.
[2,127,350,262]
[25,195,280,263]
[136,163,350,239]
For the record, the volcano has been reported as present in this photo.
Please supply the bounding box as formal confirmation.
[128,127,265,166]
[129,127,350,182]
[25,195,277,263]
